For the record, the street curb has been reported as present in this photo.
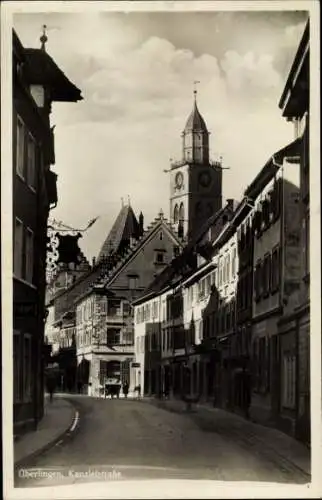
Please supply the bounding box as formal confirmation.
[14,400,79,469]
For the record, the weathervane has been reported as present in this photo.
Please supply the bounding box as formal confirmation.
[193,80,200,100]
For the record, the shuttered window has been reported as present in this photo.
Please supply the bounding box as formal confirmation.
[27,134,37,190]
[14,218,24,278]
[16,116,25,178]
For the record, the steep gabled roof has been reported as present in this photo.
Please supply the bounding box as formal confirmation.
[97,204,140,262]
[102,215,183,289]
[279,20,309,115]
[53,212,182,312]
[23,48,82,102]
[13,30,26,64]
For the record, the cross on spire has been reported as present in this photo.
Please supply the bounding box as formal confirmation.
[40,24,48,51]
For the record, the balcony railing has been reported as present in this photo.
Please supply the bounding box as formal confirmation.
[170,159,222,169]
[104,343,134,353]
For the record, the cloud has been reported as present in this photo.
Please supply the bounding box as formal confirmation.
[13,12,304,260]
[57,32,283,129]
[221,51,282,92]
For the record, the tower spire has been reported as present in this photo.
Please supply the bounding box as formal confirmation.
[40,24,48,51]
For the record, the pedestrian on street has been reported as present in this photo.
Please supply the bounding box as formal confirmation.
[46,375,56,403]
[136,384,141,399]
[123,381,129,399]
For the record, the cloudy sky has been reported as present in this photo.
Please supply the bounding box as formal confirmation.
[13,8,308,261]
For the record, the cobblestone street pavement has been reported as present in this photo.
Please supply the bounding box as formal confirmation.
[14,396,310,488]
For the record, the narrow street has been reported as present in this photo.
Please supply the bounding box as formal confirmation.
[15,396,309,487]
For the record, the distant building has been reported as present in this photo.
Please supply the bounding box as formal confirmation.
[45,254,91,354]
[48,204,183,396]
[13,29,82,434]
[169,91,223,240]
[133,200,237,398]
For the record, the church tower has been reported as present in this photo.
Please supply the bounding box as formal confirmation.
[169,88,222,240]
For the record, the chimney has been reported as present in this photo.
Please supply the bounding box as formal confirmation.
[92,257,96,267]
[138,212,144,237]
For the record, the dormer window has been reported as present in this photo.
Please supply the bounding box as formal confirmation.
[30,85,45,108]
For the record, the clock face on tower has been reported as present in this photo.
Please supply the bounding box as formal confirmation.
[198,170,212,188]
[175,171,184,189]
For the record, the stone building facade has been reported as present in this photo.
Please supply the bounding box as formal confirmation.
[133,201,237,399]
[12,30,82,434]
[277,20,310,444]
[74,210,183,396]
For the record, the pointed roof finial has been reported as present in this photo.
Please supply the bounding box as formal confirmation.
[193,80,200,103]
[40,24,48,51]
[127,195,131,206]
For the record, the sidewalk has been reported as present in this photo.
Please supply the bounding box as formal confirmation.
[14,395,75,466]
[143,397,311,479]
